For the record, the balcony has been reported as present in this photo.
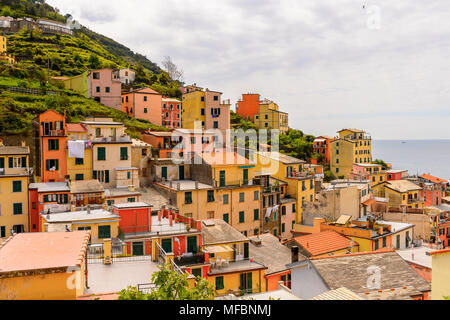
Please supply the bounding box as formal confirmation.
[408,197,424,204]
[42,129,65,137]
[91,135,131,143]
[173,252,205,267]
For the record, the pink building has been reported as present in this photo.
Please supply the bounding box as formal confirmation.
[88,69,122,111]
[122,87,163,126]
[162,98,182,129]
[204,89,231,141]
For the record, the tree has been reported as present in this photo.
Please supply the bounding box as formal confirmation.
[162,56,184,82]
[88,53,101,69]
[118,264,214,300]
[372,158,389,170]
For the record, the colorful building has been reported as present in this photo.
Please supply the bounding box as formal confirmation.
[330,128,372,178]
[312,136,334,164]
[0,34,15,64]
[430,248,450,300]
[29,182,70,232]
[253,99,289,134]
[235,93,262,120]
[41,208,120,244]
[66,123,92,181]
[87,69,121,110]
[119,68,135,85]
[70,179,105,209]
[33,110,68,182]
[383,180,425,209]
[0,144,31,239]
[350,163,387,187]
[387,169,409,181]
[0,231,89,300]
[131,138,152,186]
[122,87,163,126]
[162,97,182,129]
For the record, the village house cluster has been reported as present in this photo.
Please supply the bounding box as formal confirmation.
[1,24,450,301]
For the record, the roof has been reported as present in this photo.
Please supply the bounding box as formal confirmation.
[396,246,432,269]
[157,180,213,191]
[0,231,90,274]
[112,202,152,209]
[257,151,305,165]
[386,169,408,174]
[248,233,297,275]
[338,128,365,133]
[310,251,431,296]
[197,151,255,167]
[66,123,87,133]
[70,179,104,193]
[29,182,70,193]
[311,287,364,300]
[162,97,181,103]
[202,219,248,245]
[290,230,356,257]
[144,131,173,137]
[429,248,450,256]
[0,146,29,155]
[131,138,151,148]
[420,174,448,184]
[127,87,161,95]
[43,209,120,223]
[385,180,422,193]
[104,187,140,198]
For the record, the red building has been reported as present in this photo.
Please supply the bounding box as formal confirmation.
[112,203,202,257]
[28,182,71,232]
[34,110,68,182]
[386,169,408,181]
[162,98,182,129]
[236,93,261,120]
[437,221,450,248]
[312,136,334,163]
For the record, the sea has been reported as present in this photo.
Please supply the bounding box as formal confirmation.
[372,140,450,181]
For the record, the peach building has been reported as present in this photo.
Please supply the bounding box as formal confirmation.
[87,69,122,111]
[122,87,163,126]
[162,97,182,129]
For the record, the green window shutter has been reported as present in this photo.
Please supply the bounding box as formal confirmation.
[46,159,50,170]
[243,169,248,185]
[13,203,22,215]
[254,191,259,200]
[240,273,245,292]
[56,139,59,150]
[0,157,4,169]
[8,157,13,168]
[12,181,22,192]
[185,192,192,204]
[254,209,259,220]
[223,213,229,223]
[55,159,59,170]
[75,158,84,165]
[282,223,285,232]
[75,174,83,180]
[0,226,5,237]
[233,244,236,260]
[120,147,128,160]
[374,239,379,250]
[21,157,26,168]
[244,242,249,259]
[64,194,68,203]
[223,194,229,204]
[239,211,245,223]
[246,272,252,294]
[105,170,110,183]
[219,170,225,187]
[239,192,244,202]
[215,276,224,290]
[98,225,111,239]
[43,195,49,202]
[273,211,277,221]
[382,237,387,248]
[98,147,106,160]
[93,171,97,179]
[127,171,131,179]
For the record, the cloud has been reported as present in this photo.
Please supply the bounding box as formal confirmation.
[47,0,450,139]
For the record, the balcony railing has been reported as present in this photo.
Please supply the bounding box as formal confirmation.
[408,197,424,204]
[43,129,65,137]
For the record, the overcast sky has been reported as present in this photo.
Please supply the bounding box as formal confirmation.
[48,0,450,139]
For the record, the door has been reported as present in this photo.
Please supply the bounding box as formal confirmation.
[244,242,249,259]
[161,167,167,180]
[132,242,144,256]
[179,165,185,180]
[243,169,248,185]
[246,272,253,294]
[161,238,172,253]
[187,236,197,253]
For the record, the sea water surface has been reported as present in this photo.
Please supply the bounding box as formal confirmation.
[372,140,450,181]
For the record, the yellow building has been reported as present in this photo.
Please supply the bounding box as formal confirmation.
[0,145,31,239]
[383,180,424,209]
[430,248,450,300]
[41,208,120,244]
[330,129,372,178]
[201,219,267,296]
[61,71,88,97]
[67,123,92,181]
[254,100,289,133]
[0,35,15,64]
[0,231,89,300]
[254,151,315,224]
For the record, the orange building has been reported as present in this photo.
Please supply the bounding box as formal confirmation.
[312,136,334,164]
[236,93,262,120]
[34,110,68,182]
[122,87,163,126]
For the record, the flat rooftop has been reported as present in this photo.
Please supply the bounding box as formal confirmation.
[158,180,213,191]
[112,202,152,209]
[0,231,90,273]
[43,209,120,223]
[29,182,70,193]
[207,259,266,275]
[396,246,432,269]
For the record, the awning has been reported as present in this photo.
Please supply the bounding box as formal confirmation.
[362,198,376,206]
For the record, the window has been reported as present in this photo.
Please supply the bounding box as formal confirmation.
[128,198,136,203]
[213,121,218,129]
[97,147,106,160]
[273,211,277,221]
[207,190,215,202]
[374,239,379,250]
[239,211,245,223]
[75,174,84,181]
[382,237,387,248]
[200,96,205,102]
[144,108,148,113]
[219,170,226,187]
[396,235,400,249]
[282,206,286,215]
[93,72,100,79]
[223,213,229,223]
[93,170,109,183]
[45,159,59,171]
[185,192,192,204]
[201,108,205,115]
[282,223,285,233]
[105,87,110,93]
[127,171,131,179]
[48,139,59,151]
[96,86,100,93]
[144,96,147,102]
[8,156,26,168]
[0,226,5,237]
[215,276,224,290]
[213,95,219,101]
[120,147,128,160]
[12,181,22,193]
[207,211,214,219]
[302,181,306,191]
[292,203,296,213]
[239,192,244,202]
[254,209,259,221]
[98,225,111,239]
[95,128,101,137]
[223,194,229,204]
[254,229,259,235]
[13,203,22,215]
[310,180,314,189]
[75,158,84,165]
[254,191,259,200]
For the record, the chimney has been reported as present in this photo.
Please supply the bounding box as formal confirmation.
[291,246,299,263]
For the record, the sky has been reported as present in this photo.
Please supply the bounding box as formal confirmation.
[47,0,450,140]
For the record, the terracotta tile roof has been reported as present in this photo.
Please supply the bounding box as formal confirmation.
[66,123,87,133]
[0,231,90,274]
[429,248,450,256]
[0,146,30,155]
[290,230,357,257]
[197,151,255,166]
[385,180,422,193]
[420,174,448,185]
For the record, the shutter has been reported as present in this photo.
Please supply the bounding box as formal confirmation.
[0,157,4,169]
[233,244,236,260]
[55,139,59,150]
[46,160,50,170]
[55,159,59,170]
[240,273,245,291]
[43,195,49,202]
[246,272,252,293]
[21,157,26,167]
[64,194,68,203]
[93,171,97,179]
[105,170,109,183]
[9,157,13,168]
[244,242,249,259]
